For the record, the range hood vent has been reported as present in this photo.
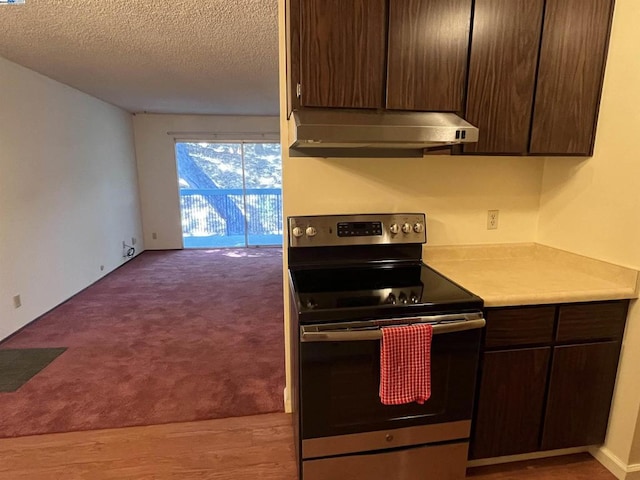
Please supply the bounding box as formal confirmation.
[289,109,479,155]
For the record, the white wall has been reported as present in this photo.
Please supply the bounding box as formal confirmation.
[284,155,544,245]
[0,56,143,342]
[537,0,640,475]
[132,114,280,250]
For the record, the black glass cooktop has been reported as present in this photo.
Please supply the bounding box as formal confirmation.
[289,262,483,323]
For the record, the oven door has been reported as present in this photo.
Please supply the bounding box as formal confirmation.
[299,315,484,453]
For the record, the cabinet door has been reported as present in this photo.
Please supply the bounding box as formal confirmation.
[529,0,614,155]
[300,0,386,108]
[542,341,621,450]
[386,0,472,112]
[286,0,302,115]
[464,0,543,154]
[470,348,550,459]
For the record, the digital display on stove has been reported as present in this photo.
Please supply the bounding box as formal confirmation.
[337,221,383,237]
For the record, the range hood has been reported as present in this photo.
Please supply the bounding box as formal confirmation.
[289,109,479,154]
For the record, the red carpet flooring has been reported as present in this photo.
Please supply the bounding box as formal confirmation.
[0,248,285,438]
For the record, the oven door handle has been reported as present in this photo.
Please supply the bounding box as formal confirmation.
[300,318,486,342]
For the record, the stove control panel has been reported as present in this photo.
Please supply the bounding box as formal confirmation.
[288,213,426,247]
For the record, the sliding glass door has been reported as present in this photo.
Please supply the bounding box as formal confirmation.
[175,142,282,248]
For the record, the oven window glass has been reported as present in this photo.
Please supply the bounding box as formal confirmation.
[300,329,481,439]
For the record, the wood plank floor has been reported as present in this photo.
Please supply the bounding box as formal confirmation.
[0,412,616,479]
[0,413,297,480]
[468,453,616,479]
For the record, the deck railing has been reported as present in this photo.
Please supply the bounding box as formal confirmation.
[179,188,282,247]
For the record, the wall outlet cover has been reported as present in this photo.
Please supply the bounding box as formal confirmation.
[487,210,499,230]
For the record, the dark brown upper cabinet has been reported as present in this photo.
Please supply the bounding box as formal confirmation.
[464,0,544,154]
[292,0,472,112]
[299,0,387,109]
[464,0,613,156]
[529,0,615,155]
[386,0,472,112]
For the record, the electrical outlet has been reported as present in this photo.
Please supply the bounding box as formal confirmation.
[131,237,137,245]
[152,232,158,240]
[487,210,499,230]
[13,294,21,309]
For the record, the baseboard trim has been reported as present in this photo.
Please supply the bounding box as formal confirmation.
[467,447,589,468]
[590,446,640,480]
[591,446,628,480]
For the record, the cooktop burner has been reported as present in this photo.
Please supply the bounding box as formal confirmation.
[290,262,482,323]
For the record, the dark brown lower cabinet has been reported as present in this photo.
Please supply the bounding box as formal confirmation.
[471,348,550,459]
[471,300,628,459]
[541,341,621,450]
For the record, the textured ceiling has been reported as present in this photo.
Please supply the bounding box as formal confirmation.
[0,0,279,115]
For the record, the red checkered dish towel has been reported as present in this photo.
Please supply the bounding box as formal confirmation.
[379,323,433,405]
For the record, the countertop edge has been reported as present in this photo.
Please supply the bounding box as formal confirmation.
[481,288,637,308]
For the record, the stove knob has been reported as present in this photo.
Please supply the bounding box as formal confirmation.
[389,223,400,235]
[292,226,304,238]
[401,223,412,234]
[386,293,397,304]
[305,299,317,309]
[413,222,424,233]
[398,293,408,304]
[305,226,317,237]
[410,293,419,303]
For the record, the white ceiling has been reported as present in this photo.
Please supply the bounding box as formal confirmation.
[0,0,280,115]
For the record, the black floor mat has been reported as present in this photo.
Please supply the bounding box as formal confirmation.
[0,348,67,392]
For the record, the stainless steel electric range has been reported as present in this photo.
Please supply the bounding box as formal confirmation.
[287,213,485,480]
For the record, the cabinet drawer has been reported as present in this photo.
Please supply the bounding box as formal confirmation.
[556,301,628,343]
[304,441,468,480]
[484,306,555,348]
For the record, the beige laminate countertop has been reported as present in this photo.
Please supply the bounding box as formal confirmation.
[423,243,639,307]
